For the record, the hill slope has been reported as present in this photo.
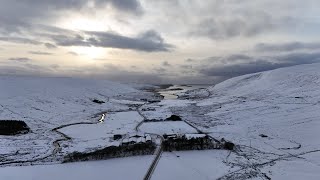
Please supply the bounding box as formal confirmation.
[194,63,320,179]
[0,76,154,165]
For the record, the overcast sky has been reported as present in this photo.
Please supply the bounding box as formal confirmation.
[1,0,320,84]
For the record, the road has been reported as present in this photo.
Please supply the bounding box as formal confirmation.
[139,85,214,179]
[135,102,164,180]
[143,134,164,180]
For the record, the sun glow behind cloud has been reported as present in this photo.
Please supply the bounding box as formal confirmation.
[62,16,108,31]
[69,46,106,59]
[58,16,109,59]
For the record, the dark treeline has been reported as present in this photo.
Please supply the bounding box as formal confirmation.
[0,120,30,135]
[163,135,221,151]
[64,142,156,163]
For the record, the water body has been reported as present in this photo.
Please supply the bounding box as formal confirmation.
[158,85,209,100]
[98,113,106,123]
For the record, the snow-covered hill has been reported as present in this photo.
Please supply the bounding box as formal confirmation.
[0,76,155,165]
[0,76,151,128]
[127,63,320,180]
[190,63,320,179]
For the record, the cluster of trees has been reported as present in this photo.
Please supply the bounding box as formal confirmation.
[163,135,220,151]
[165,115,182,121]
[64,142,156,163]
[92,99,105,104]
[144,115,182,122]
[0,120,30,135]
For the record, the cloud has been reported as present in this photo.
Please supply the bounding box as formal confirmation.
[0,37,41,45]
[8,57,33,62]
[185,58,195,63]
[29,51,53,55]
[180,65,193,69]
[106,0,143,15]
[0,0,144,39]
[44,43,57,49]
[153,67,167,74]
[0,64,56,76]
[255,42,320,52]
[50,64,60,69]
[189,14,277,39]
[0,0,143,21]
[162,61,171,66]
[67,51,79,56]
[51,30,173,52]
[200,52,320,77]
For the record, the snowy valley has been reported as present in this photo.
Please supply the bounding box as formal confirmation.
[0,63,320,180]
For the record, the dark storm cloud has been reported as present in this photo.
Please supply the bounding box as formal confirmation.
[8,57,33,62]
[255,42,320,52]
[200,52,320,77]
[29,51,53,55]
[51,30,173,52]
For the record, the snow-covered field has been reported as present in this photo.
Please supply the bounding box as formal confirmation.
[1,63,320,179]
[0,76,156,165]
[59,111,144,153]
[152,150,237,180]
[0,155,154,180]
[139,121,198,135]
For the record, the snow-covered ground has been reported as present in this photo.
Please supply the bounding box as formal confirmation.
[152,150,238,180]
[0,76,156,165]
[59,111,144,153]
[139,121,198,135]
[139,63,320,179]
[0,155,154,180]
[1,63,320,179]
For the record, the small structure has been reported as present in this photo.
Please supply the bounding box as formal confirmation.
[129,132,144,138]
[128,137,137,145]
[122,138,129,145]
[146,135,152,143]
[163,134,179,140]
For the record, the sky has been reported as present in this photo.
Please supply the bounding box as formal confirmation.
[1,0,320,84]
